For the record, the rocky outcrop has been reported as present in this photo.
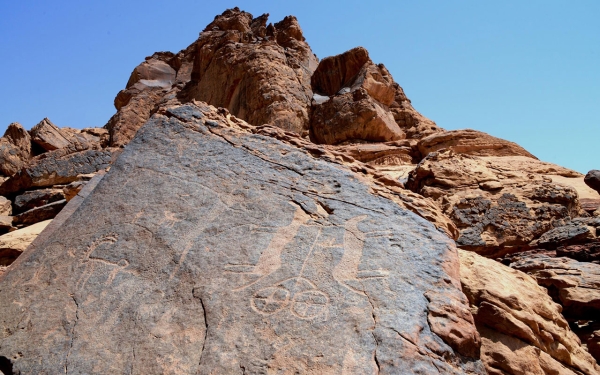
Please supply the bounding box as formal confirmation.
[507,253,600,363]
[309,47,436,145]
[0,149,118,196]
[417,129,536,158]
[14,188,65,214]
[13,199,66,226]
[310,88,404,144]
[459,250,600,374]
[586,170,600,194]
[0,220,51,268]
[406,151,585,256]
[107,8,319,146]
[0,102,484,374]
[0,123,31,177]
[106,52,178,147]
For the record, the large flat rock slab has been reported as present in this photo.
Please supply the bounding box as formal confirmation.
[0,102,482,374]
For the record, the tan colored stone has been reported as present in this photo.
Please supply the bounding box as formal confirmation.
[310,88,405,144]
[459,250,600,374]
[418,129,536,158]
[0,220,51,266]
[0,122,31,177]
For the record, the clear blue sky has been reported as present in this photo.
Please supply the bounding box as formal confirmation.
[1,1,598,173]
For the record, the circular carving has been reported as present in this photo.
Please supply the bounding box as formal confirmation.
[291,289,329,319]
[252,286,290,315]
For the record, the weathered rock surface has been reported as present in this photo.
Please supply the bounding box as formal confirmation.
[107,8,319,146]
[310,47,429,145]
[407,151,585,256]
[106,52,178,147]
[0,123,31,177]
[0,220,51,267]
[508,254,600,321]
[508,253,600,364]
[586,170,600,194]
[0,102,484,374]
[13,199,66,226]
[29,118,72,151]
[417,129,536,159]
[532,217,600,250]
[14,188,65,214]
[0,149,118,196]
[310,88,404,144]
[459,250,600,374]
[0,197,11,216]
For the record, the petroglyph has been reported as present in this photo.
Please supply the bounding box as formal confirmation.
[225,203,311,290]
[333,215,389,295]
[227,209,389,320]
[251,277,330,321]
[76,233,134,289]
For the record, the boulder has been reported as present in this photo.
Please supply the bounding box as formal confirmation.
[63,181,86,201]
[14,188,65,214]
[0,148,118,196]
[0,102,484,374]
[106,53,178,147]
[310,88,405,144]
[406,151,584,256]
[509,254,600,320]
[0,196,11,216]
[0,123,31,177]
[0,219,51,267]
[310,47,435,145]
[532,217,599,250]
[417,129,537,159]
[29,118,72,151]
[508,253,600,364]
[0,215,13,233]
[459,250,600,375]
[13,199,66,226]
[585,170,600,194]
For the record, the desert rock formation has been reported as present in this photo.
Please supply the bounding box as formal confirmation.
[0,7,598,374]
[0,102,484,374]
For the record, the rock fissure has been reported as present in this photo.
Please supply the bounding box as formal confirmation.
[65,294,79,375]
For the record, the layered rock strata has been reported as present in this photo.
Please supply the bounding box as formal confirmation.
[460,250,599,374]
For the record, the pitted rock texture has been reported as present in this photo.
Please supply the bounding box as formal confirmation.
[0,123,31,177]
[459,250,600,375]
[407,151,585,256]
[0,102,484,374]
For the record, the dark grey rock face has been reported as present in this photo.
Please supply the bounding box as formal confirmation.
[0,103,483,374]
[0,149,117,196]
